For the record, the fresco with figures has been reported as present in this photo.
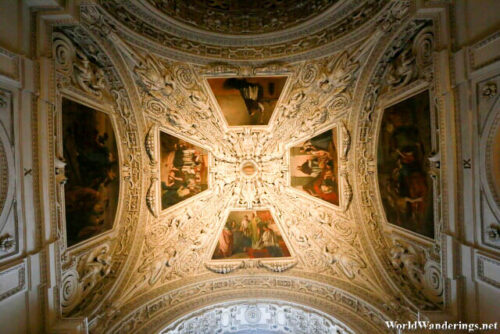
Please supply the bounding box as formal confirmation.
[290,128,339,206]
[160,131,208,210]
[212,210,291,260]
[207,76,287,126]
[377,90,434,238]
[62,98,119,247]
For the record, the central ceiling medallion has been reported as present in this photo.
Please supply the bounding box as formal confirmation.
[241,160,258,178]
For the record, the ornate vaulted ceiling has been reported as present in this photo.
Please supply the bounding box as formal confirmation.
[47,0,454,333]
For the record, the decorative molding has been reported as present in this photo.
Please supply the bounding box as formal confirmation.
[478,73,500,249]
[146,177,158,218]
[160,300,354,334]
[97,275,394,334]
[0,47,20,82]
[141,0,339,35]
[469,31,500,71]
[0,262,26,302]
[0,87,18,260]
[92,0,391,63]
[204,262,243,275]
[475,253,500,289]
[258,260,297,273]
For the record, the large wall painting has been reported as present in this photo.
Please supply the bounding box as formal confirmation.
[377,90,434,239]
[211,210,291,260]
[160,131,208,210]
[207,76,287,126]
[62,98,119,247]
[290,128,339,206]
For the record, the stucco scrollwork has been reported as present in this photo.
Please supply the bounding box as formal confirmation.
[61,244,113,314]
[388,238,443,307]
[53,32,107,98]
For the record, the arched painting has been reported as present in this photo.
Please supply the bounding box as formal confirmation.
[212,210,291,260]
[160,131,208,210]
[290,127,340,206]
[207,76,288,126]
[377,90,434,238]
[62,98,119,247]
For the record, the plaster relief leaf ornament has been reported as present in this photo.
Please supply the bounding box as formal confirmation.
[145,127,156,164]
[0,233,14,252]
[204,262,243,274]
[258,260,297,272]
[73,48,107,97]
[146,177,158,217]
[482,82,498,98]
[62,244,113,315]
[135,54,174,99]
[0,91,6,108]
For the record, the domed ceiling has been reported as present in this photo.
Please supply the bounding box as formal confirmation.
[140,0,339,35]
[49,1,452,333]
[96,0,390,62]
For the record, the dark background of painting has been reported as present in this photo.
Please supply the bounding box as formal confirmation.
[207,76,287,126]
[62,98,119,247]
[377,90,434,238]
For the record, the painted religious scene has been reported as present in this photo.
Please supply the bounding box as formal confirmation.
[62,98,119,247]
[377,90,434,238]
[160,131,208,210]
[290,128,340,206]
[212,210,291,260]
[207,76,287,126]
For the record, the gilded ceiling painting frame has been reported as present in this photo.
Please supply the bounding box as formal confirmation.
[51,25,146,317]
[285,121,351,212]
[204,206,297,274]
[352,15,451,312]
[54,91,124,251]
[155,125,213,216]
[200,68,294,131]
[373,81,439,244]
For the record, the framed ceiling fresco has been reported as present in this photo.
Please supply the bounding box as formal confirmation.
[62,98,120,247]
[159,131,209,211]
[289,126,340,207]
[211,210,291,260]
[377,90,434,239]
[206,76,288,126]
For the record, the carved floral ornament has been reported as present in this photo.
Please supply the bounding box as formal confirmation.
[49,2,450,332]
